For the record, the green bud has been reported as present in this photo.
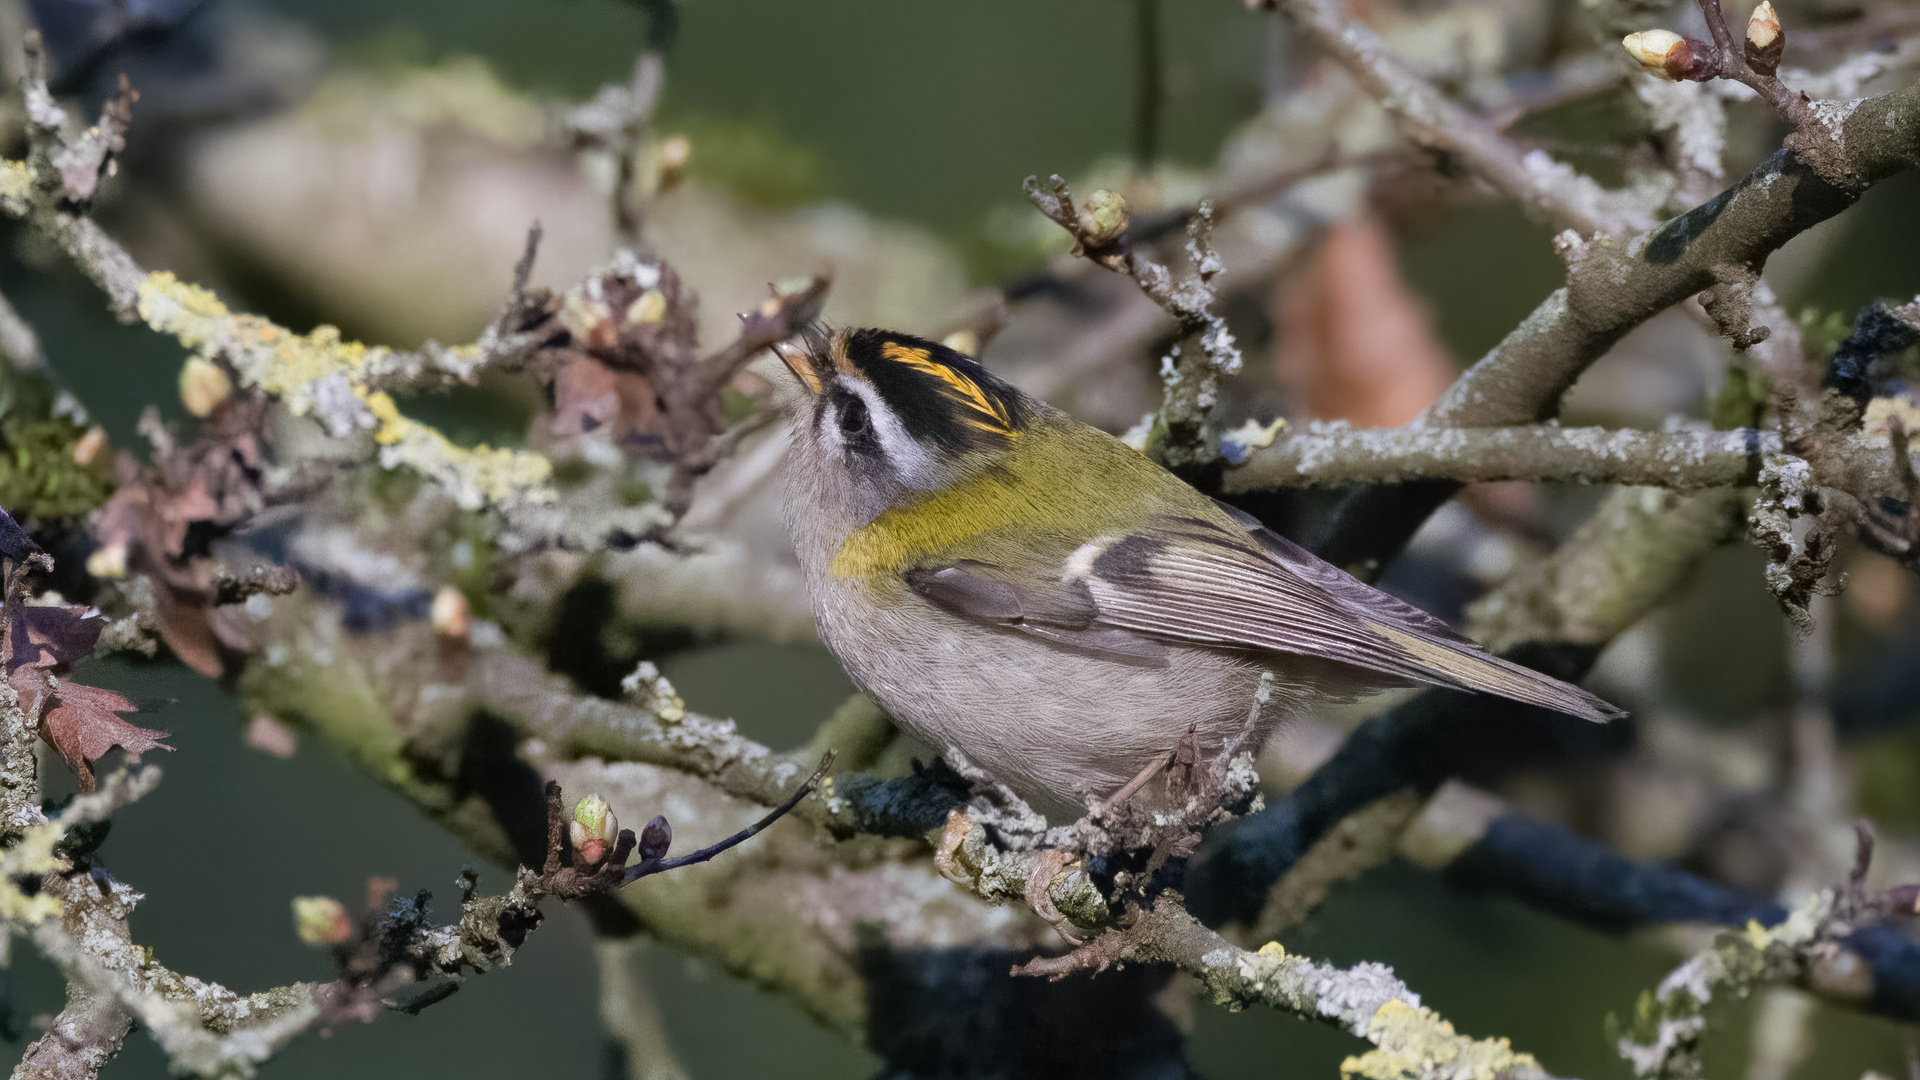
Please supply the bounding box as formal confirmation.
[292,896,353,946]
[1077,189,1129,246]
[570,793,619,864]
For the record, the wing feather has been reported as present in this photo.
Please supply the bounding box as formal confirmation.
[901,511,1619,723]
[1082,517,1619,722]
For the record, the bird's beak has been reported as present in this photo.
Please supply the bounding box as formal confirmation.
[773,340,822,395]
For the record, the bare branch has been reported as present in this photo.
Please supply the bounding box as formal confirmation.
[1430,85,1920,432]
[1024,175,1242,467]
[1022,896,1563,1080]
[1269,0,1654,236]
[1225,422,1791,490]
[0,285,45,371]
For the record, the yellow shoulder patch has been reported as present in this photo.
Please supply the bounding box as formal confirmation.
[880,342,1018,436]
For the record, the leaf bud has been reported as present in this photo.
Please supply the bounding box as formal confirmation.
[657,135,691,191]
[179,357,233,418]
[71,425,107,465]
[430,585,470,640]
[1745,0,1784,76]
[1076,189,1129,246]
[626,289,667,325]
[570,794,618,864]
[86,542,127,580]
[292,896,353,946]
[941,330,980,357]
[1622,30,1712,81]
[639,814,672,861]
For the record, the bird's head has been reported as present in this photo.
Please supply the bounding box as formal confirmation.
[776,327,1031,522]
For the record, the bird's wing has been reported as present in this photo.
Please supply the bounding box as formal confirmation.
[905,509,1619,722]
[902,559,1171,663]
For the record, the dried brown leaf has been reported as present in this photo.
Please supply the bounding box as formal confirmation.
[3,604,106,674]
[41,681,171,792]
[1274,217,1453,428]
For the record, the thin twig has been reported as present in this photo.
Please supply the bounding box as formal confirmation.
[623,751,834,882]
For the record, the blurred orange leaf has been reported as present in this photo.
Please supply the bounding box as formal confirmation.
[1274,217,1453,428]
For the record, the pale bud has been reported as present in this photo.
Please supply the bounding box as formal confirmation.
[1622,30,1715,81]
[626,289,667,325]
[570,794,619,864]
[657,135,691,191]
[86,542,127,579]
[292,896,353,946]
[561,291,614,346]
[941,330,980,357]
[1623,30,1685,77]
[430,585,470,640]
[179,357,232,418]
[1745,1,1784,76]
[71,425,107,466]
[1076,189,1129,246]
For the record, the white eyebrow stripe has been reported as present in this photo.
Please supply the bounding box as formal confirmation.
[836,375,941,490]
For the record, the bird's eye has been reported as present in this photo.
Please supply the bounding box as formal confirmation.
[835,395,870,437]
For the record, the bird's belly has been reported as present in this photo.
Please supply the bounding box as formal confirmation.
[815,587,1266,815]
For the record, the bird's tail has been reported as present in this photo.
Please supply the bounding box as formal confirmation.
[1363,620,1625,723]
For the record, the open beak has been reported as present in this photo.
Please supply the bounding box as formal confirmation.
[773,340,822,395]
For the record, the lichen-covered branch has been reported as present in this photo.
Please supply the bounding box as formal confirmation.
[1191,485,1747,926]
[2,42,554,514]
[1024,175,1242,468]
[0,285,43,371]
[924,783,1559,1079]
[1290,68,1920,569]
[5,37,144,320]
[0,749,814,1079]
[1226,422,1792,491]
[1466,486,1750,651]
[1268,0,1657,236]
[1609,824,1920,1080]
[463,650,852,828]
[1040,897,1560,1080]
[1430,82,1920,432]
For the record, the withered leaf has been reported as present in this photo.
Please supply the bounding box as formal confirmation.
[4,604,107,675]
[1274,217,1453,428]
[41,681,171,792]
[0,507,40,564]
[7,666,49,723]
[551,356,660,443]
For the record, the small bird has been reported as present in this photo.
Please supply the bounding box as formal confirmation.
[777,328,1617,817]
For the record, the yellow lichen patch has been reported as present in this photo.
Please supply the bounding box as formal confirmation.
[136,271,547,509]
[137,272,387,415]
[0,821,71,925]
[1,159,31,211]
[1864,396,1920,442]
[1341,999,1539,1080]
[358,388,552,510]
[0,882,63,924]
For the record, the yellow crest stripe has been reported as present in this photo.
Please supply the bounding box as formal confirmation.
[880,342,1017,435]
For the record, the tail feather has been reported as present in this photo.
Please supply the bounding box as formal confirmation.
[1365,621,1623,723]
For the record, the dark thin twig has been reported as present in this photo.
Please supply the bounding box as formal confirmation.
[509,223,543,297]
[622,751,835,883]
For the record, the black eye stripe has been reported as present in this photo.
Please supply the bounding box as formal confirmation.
[836,394,870,435]
[823,389,880,461]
